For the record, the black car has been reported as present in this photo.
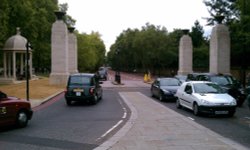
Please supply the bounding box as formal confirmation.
[65,73,103,105]
[196,73,246,106]
[98,67,108,81]
[151,77,182,101]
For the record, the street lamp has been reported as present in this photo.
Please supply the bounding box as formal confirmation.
[25,41,32,101]
[115,48,121,84]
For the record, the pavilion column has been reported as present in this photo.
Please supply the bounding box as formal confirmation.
[20,53,24,75]
[8,53,11,77]
[3,52,7,78]
[12,52,16,79]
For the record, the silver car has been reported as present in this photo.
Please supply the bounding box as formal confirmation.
[175,81,237,117]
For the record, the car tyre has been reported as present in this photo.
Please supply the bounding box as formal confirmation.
[92,94,98,105]
[16,111,28,128]
[176,98,182,109]
[228,111,235,117]
[66,100,72,106]
[193,103,200,116]
[159,93,164,101]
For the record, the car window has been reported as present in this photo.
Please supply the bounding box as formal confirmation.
[160,79,180,86]
[210,76,233,86]
[69,76,91,85]
[193,83,225,93]
[184,84,192,93]
[198,75,209,81]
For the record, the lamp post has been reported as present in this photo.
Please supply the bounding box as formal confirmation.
[115,48,121,84]
[25,41,32,101]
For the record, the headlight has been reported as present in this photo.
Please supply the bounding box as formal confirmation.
[229,99,237,106]
[200,99,214,105]
[162,89,170,94]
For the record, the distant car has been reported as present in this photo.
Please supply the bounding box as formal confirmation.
[174,75,187,83]
[98,67,108,81]
[0,91,33,128]
[175,81,237,117]
[196,73,246,106]
[65,73,103,105]
[151,77,182,101]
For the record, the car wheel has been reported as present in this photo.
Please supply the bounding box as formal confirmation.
[151,89,154,97]
[66,100,72,106]
[228,111,235,117]
[92,94,98,105]
[193,103,200,116]
[159,93,164,101]
[176,98,182,109]
[16,111,28,128]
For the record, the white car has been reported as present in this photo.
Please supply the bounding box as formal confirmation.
[175,81,237,117]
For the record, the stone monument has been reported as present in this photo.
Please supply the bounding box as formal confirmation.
[0,27,33,84]
[68,27,78,74]
[49,11,69,85]
[178,29,193,75]
[209,16,230,74]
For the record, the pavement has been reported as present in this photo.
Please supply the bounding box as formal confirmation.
[31,79,249,150]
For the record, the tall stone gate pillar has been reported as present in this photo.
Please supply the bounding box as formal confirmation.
[49,11,69,85]
[68,27,78,74]
[178,29,193,75]
[209,16,230,74]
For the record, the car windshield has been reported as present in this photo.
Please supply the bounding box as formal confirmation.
[69,76,91,85]
[160,79,180,86]
[210,76,233,86]
[193,83,225,94]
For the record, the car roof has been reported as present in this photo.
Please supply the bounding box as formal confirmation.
[185,81,213,84]
[70,73,94,77]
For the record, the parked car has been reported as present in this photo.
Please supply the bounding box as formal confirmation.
[196,73,246,106]
[186,73,201,81]
[0,91,33,128]
[98,67,108,81]
[175,81,237,117]
[174,75,187,83]
[151,77,182,101]
[65,73,103,105]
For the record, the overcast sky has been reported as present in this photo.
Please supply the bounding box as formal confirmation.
[58,0,211,50]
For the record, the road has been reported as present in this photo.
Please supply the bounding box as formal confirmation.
[0,88,130,150]
[0,71,250,149]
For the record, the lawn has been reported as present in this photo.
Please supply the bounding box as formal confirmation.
[0,77,65,100]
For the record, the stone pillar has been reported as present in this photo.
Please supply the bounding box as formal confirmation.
[178,29,193,75]
[12,52,16,79]
[3,52,7,78]
[209,16,230,74]
[49,11,69,85]
[68,27,78,74]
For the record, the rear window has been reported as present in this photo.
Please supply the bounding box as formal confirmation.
[69,76,91,85]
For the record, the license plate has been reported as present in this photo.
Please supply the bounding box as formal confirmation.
[215,111,228,114]
[76,92,81,96]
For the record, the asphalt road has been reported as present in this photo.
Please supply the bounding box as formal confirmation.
[141,89,250,148]
[0,88,130,150]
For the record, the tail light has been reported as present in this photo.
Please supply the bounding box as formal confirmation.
[89,88,95,95]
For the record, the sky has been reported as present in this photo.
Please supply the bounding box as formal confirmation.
[58,0,212,51]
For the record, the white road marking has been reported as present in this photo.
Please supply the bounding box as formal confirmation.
[96,120,123,141]
[187,117,194,121]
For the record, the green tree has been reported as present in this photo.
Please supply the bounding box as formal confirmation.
[77,32,106,72]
